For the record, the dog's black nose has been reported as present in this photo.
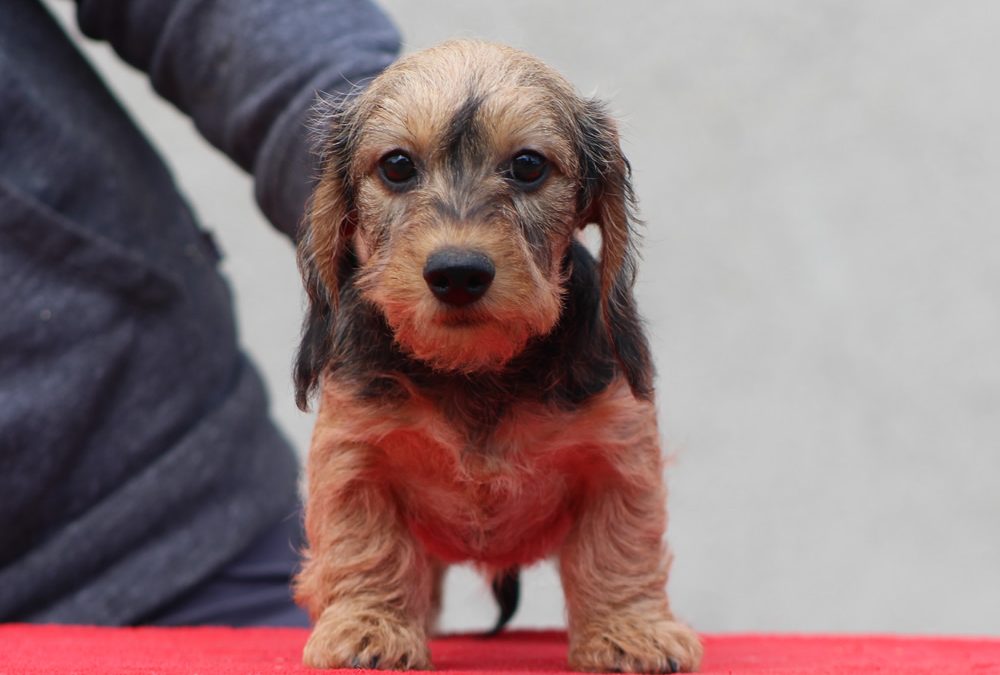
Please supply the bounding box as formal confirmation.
[423,248,495,306]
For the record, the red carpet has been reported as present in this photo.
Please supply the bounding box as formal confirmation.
[1,625,998,674]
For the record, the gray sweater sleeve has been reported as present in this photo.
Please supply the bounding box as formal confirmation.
[74,0,400,239]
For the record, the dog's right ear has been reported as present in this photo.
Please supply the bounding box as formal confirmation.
[293,94,362,411]
[572,99,654,400]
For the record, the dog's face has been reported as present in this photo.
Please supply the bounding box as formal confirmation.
[296,40,645,405]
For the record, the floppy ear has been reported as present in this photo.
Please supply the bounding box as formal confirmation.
[293,95,361,411]
[574,99,655,399]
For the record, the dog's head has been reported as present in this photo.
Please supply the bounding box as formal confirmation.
[296,40,649,408]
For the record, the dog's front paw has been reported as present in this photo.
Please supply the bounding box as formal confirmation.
[303,608,432,670]
[569,617,702,673]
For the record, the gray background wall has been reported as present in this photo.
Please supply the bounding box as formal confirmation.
[46,1,999,635]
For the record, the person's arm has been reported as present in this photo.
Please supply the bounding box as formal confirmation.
[75,0,400,239]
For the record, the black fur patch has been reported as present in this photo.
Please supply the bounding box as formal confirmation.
[604,277,654,399]
[442,93,485,178]
[294,295,333,411]
[294,247,361,410]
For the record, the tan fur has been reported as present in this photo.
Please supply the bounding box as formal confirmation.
[295,39,701,672]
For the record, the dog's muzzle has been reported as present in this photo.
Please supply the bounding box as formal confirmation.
[422,248,495,307]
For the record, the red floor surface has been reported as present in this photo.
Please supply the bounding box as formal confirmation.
[1,625,998,674]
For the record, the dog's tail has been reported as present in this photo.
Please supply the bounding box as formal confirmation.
[487,567,520,635]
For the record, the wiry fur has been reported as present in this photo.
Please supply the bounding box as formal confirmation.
[293,40,701,672]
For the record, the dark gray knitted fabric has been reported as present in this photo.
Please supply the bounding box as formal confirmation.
[0,0,399,624]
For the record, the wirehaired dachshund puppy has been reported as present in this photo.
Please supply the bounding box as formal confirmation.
[293,40,702,673]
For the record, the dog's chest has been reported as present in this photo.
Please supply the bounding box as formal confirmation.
[319,376,654,566]
[369,382,647,566]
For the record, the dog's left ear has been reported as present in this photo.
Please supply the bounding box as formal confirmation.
[574,99,654,399]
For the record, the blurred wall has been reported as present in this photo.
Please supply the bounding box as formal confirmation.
[45,0,999,635]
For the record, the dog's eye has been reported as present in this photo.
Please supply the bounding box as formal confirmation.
[379,152,417,186]
[507,151,548,188]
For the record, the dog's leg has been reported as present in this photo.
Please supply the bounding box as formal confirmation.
[559,465,702,673]
[295,434,433,670]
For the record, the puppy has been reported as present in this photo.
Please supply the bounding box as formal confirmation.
[293,40,702,673]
